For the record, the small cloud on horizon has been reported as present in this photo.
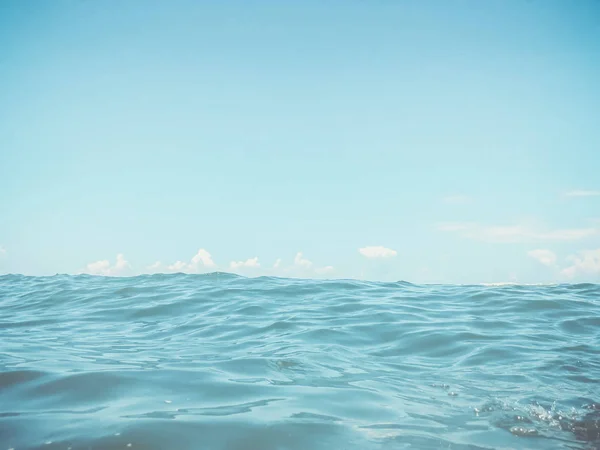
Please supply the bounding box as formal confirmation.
[141,251,333,279]
[144,249,217,274]
[359,246,397,258]
[190,249,216,269]
[230,257,260,270]
[561,248,600,279]
[526,248,600,281]
[83,253,131,276]
[171,249,216,273]
[294,252,313,268]
[527,249,557,267]
[147,261,162,271]
[167,260,187,272]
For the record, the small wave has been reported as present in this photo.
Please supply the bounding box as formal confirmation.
[1,275,599,449]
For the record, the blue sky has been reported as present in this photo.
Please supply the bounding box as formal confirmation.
[1,0,599,283]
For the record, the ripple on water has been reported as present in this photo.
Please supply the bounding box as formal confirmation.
[0,275,599,449]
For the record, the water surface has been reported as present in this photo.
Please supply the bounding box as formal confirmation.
[1,274,599,449]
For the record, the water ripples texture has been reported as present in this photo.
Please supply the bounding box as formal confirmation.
[0,274,599,449]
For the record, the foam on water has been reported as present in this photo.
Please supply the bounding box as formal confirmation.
[0,274,599,449]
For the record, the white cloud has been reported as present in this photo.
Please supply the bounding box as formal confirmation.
[86,259,110,275]
[114,253,129,271]
[268,253,335,279]
[563,190,600,198]
[167,260,187,272]
[147,261,162,271]
[527,249,557,267]
[294,252,313,268]
[527,248,600,281]
[443,195,471,205]
[81,251,336,279]
[438,222,598,243]
[359,246,397,258]
[164,249,217,273]
[561,249,600,279]
[190,249,216,269]
[84,253,131,276]
[230,257,260,269]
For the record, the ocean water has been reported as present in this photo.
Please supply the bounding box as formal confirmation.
[1,274,599,450]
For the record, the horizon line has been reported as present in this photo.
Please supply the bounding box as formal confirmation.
[0,271,595,287]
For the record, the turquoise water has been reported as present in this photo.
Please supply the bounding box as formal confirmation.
[1,274,599,450]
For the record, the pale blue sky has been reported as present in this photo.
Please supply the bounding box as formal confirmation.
[1,0,599,283]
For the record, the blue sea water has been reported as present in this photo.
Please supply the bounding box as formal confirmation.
[0,273,599,450]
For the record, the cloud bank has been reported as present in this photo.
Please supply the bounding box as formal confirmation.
[138,250,334,279]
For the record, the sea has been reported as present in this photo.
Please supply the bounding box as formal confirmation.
[0,273,599,450]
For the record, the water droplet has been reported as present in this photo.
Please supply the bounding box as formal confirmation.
[510,426,538,437]
[127,444,132,448]
[448,391,458,396]
[115,433,121,436]
[165,400,172,404]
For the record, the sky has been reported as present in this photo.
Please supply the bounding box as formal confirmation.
[1,0,599,283]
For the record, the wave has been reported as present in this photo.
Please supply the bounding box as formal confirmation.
[1,274,599,449]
